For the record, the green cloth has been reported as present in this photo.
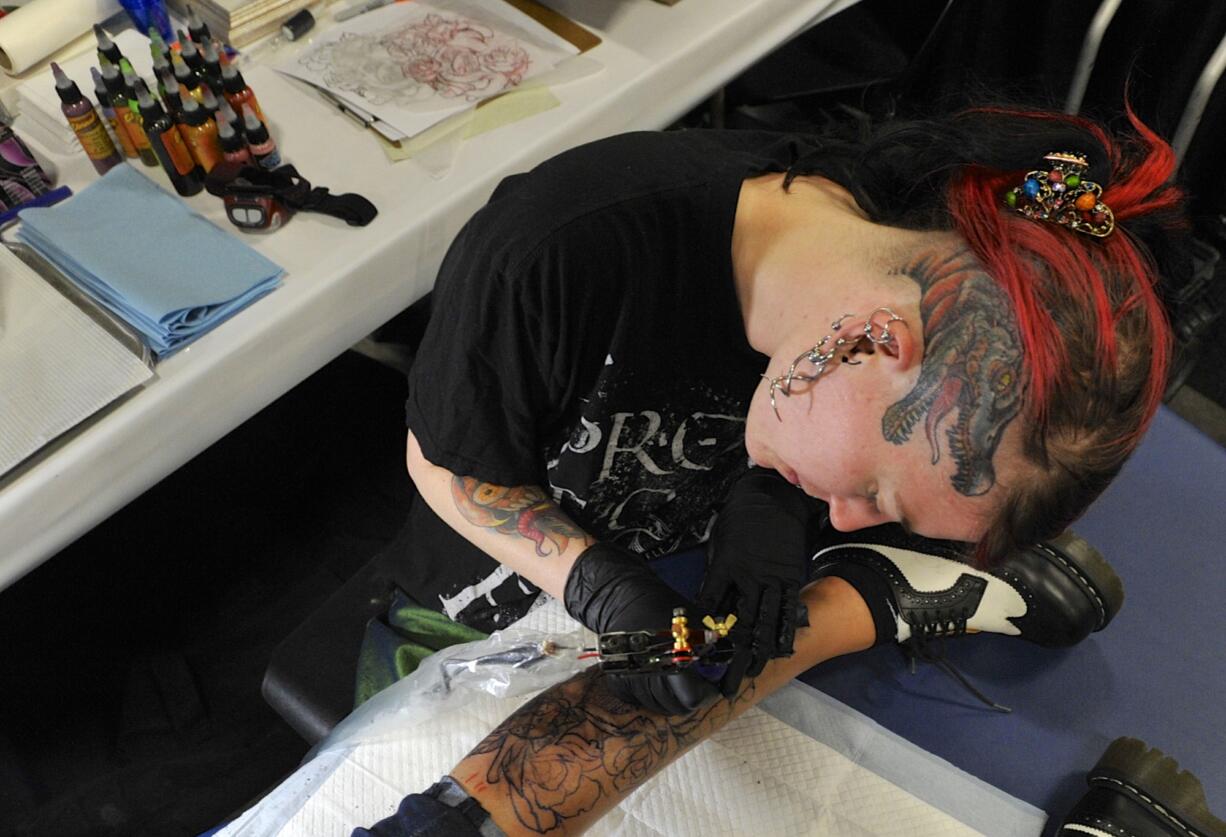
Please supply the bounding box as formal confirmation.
[354,590,488,708]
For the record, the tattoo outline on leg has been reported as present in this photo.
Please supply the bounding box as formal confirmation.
[465,667,755,833]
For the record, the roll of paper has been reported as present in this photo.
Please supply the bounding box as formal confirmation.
[0,0,123,75]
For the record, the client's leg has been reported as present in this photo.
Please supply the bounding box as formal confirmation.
[450,576,872,836]
[357,527,1124,836]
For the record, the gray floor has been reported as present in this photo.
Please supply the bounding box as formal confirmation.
[1168,385,1226,447]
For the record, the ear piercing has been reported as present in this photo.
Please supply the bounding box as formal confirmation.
[761,307,905,421]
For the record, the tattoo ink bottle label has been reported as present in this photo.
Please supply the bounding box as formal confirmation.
[137,83,203,196]
[177,91,223,173]
[99,58,142,158]
[51,62,121,174]
[66,111,119,166]
[118,59,159,167]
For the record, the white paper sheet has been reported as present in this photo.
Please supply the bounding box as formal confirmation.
[0,245,153,478]
[274,0,579,139]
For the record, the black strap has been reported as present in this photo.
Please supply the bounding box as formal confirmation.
[208,163,379,227]
[295,186,378,226]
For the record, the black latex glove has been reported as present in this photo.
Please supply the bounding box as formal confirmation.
[697,466,818,696]
[565,542,720,716]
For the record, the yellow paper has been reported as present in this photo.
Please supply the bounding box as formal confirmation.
[378,85,560,162]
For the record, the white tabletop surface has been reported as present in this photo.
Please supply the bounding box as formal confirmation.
[0,0,856,592]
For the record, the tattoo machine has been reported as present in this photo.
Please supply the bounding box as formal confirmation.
[580,607,740,680]
[204,162,377,232]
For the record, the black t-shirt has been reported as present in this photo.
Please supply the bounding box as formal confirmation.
[398,129,820,626]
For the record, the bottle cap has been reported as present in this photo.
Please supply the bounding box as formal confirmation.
[217,115,245,152]
[98,57,123,93]
[172,52,195,83]
[50,62,84,105]
[187,4,211,39]
[199,85,219,111]
[179,90,205,124]
[241,103,269,143]
[120,67,139,98]
[134,79,162,118]
[93,23,121,62]
[89,66,108,98]
[222,64,246,93]
[218,99,238,126]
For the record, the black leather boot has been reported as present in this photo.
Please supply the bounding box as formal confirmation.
[1058,737,1226,837]
[809,525,1123,648]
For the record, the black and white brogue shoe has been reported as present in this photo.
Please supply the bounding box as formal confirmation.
[809,525,1124,648]
[1058,737,1226,837]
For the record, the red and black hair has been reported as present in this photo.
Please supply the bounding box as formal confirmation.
[786,105,1188,561]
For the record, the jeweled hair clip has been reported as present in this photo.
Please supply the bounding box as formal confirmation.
[1005,151,1115,238]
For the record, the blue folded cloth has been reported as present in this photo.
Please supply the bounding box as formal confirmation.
[16,165,284,356]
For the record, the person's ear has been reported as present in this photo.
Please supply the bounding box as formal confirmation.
[877,316,919,372]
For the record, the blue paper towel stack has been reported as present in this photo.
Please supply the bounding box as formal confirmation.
[16,165,284,357]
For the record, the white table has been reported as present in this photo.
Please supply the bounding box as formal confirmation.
[0,0,856,591]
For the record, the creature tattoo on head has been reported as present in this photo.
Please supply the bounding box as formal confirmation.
[885,249,1025,496]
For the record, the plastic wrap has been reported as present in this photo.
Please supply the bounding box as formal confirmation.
[315,620,590,757]
[219,614,590,836]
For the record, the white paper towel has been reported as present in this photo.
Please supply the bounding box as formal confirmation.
[0,0,122,75]
[218,600,1046,837]
[0,245,153,477]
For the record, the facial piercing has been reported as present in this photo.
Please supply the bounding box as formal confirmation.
[761,307,905,421]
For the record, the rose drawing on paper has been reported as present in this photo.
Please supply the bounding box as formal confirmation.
[301,13,533,106]
[382,13,531,101]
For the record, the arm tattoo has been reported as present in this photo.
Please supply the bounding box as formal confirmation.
[451,477,594,557]
[885,249,1025,496]
[462,666,755,833]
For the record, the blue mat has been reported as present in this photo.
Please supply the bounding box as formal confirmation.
[655,406,1226,828]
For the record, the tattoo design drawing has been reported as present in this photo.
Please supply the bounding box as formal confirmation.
[298,13,532,107]
[465,666,754,833]
[452,477,593,557]
[885,249,1025,496]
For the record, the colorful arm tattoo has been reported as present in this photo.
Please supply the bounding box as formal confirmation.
[451,476,594,557]
[885,249,1025,496]
[459,666,755,834]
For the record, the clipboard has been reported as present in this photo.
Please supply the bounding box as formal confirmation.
[499,0,601,54]
[318,0,601,147]
[468,0,601,117]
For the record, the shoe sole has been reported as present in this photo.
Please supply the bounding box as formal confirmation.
[1090,737,1226,837]
[1033,531,1125,633]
